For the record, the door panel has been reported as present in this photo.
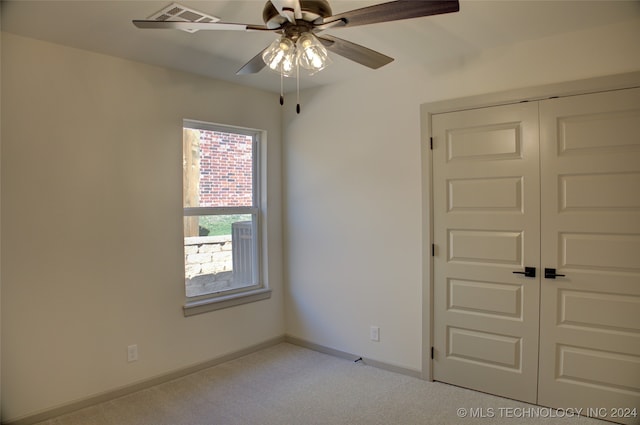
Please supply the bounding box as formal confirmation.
[448,278,523,319]
[538,88,640,423]
[449,229,523,265]
[560,232,640,271]
[432,102,540,403]
[448,176,523,212]
[560,172,640,211]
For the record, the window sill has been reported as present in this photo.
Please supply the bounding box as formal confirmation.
[183,288,271,317]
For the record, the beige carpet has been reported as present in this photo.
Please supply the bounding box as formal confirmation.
[37,343,608,425]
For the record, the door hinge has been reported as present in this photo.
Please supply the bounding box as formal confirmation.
[431,346,434,359]
[431,244,435,257]
[430,137,433,150]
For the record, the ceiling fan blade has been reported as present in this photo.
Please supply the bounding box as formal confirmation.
[318,35,394,69]
[321,0,459,27]
[270,0,303,23]
[132,20,274,32]
[236,48,269,75]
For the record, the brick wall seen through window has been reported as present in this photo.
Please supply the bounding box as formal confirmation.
[196,130,253,208]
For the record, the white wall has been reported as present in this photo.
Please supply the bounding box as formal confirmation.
[1,33,284,421]
[283,18,640,372]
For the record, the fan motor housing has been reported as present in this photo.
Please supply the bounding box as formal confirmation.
[263,0,333,28]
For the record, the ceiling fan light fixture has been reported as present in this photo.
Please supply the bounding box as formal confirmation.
[296,32,330,74]
[262,36,296,76]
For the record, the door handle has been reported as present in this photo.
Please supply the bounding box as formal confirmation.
[512,266,536,278]
[544,268,566,279]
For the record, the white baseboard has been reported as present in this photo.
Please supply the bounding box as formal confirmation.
[284,335,422,379]
[3,336,285,425]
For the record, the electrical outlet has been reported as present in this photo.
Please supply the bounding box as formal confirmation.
[127,344,138,362]
[370,326,380,342]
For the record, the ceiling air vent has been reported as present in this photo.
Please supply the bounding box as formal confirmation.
[147,3,220,33]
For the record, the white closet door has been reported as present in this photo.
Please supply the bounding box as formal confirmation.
[538,88,640,424]
[432,102,541,403]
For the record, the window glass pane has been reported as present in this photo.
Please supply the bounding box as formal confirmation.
[183,128,254,208]
[184,215,256,298]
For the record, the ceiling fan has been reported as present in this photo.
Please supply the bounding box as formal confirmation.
[133,0,460,112]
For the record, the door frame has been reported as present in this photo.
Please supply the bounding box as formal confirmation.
[420,71,640,380]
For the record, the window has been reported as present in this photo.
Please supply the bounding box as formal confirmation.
[182,120,269,315]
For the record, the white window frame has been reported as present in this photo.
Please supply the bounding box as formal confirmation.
[182,119,270,316]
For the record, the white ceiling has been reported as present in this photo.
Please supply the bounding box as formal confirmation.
[2,0,639,94]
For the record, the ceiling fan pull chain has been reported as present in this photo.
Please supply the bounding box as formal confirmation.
[296,63,301,114]
[280,71,284,106]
